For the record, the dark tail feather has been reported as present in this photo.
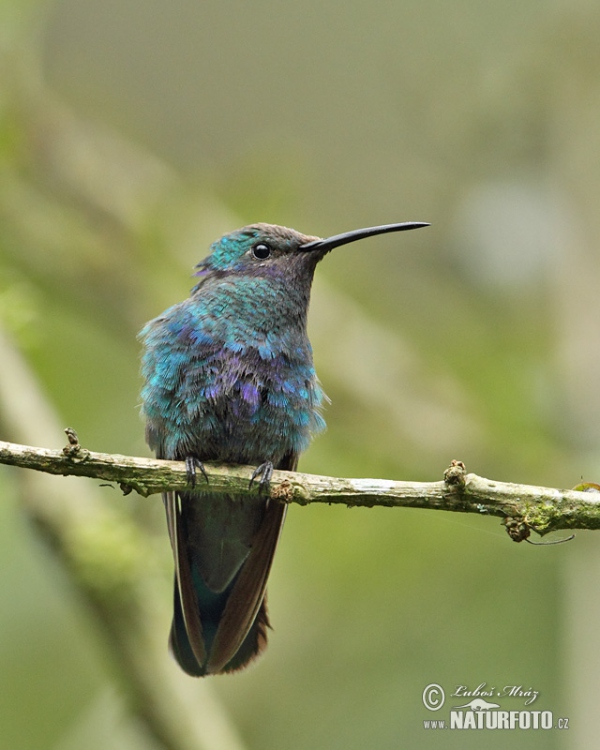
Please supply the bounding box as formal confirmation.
[169,577,205,677]
[204,499,284,674]
[169,578,271,676]
[220,596,270,673]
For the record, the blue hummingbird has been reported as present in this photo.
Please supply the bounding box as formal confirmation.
[139,220,428,676]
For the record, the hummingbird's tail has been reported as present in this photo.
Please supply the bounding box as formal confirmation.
[169,581,271,676]
[164,487,286,676]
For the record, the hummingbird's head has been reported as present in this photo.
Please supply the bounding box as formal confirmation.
[194,220,430,285]
[195,223,320,277]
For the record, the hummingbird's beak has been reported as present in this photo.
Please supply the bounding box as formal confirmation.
[299,221,430,253]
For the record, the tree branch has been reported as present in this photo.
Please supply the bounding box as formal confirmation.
[2,437,599,539]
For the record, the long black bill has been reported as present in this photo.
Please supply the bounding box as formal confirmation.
[299,221,430,253]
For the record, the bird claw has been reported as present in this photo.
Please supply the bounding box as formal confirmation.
[185,456,209,488]
[249,461,273,496]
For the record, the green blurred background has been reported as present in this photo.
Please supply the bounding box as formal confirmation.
[1,0,600,747]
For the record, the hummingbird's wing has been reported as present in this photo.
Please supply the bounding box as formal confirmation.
[166,451,296,676]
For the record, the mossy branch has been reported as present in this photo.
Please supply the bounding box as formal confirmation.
[2,436,600,541]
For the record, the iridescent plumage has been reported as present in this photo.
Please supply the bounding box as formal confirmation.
[139,220,428,675]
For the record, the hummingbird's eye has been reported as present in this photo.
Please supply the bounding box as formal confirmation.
[252,243,271,260]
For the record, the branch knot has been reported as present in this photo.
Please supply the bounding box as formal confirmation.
[444,459,467,487]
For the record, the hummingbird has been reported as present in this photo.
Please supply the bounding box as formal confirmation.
[139,220,428,676]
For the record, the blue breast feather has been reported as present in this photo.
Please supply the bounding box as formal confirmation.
[139,280,326,464]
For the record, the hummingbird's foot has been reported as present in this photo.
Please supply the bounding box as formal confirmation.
[185,456,209,488]
[249,461,273,496]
